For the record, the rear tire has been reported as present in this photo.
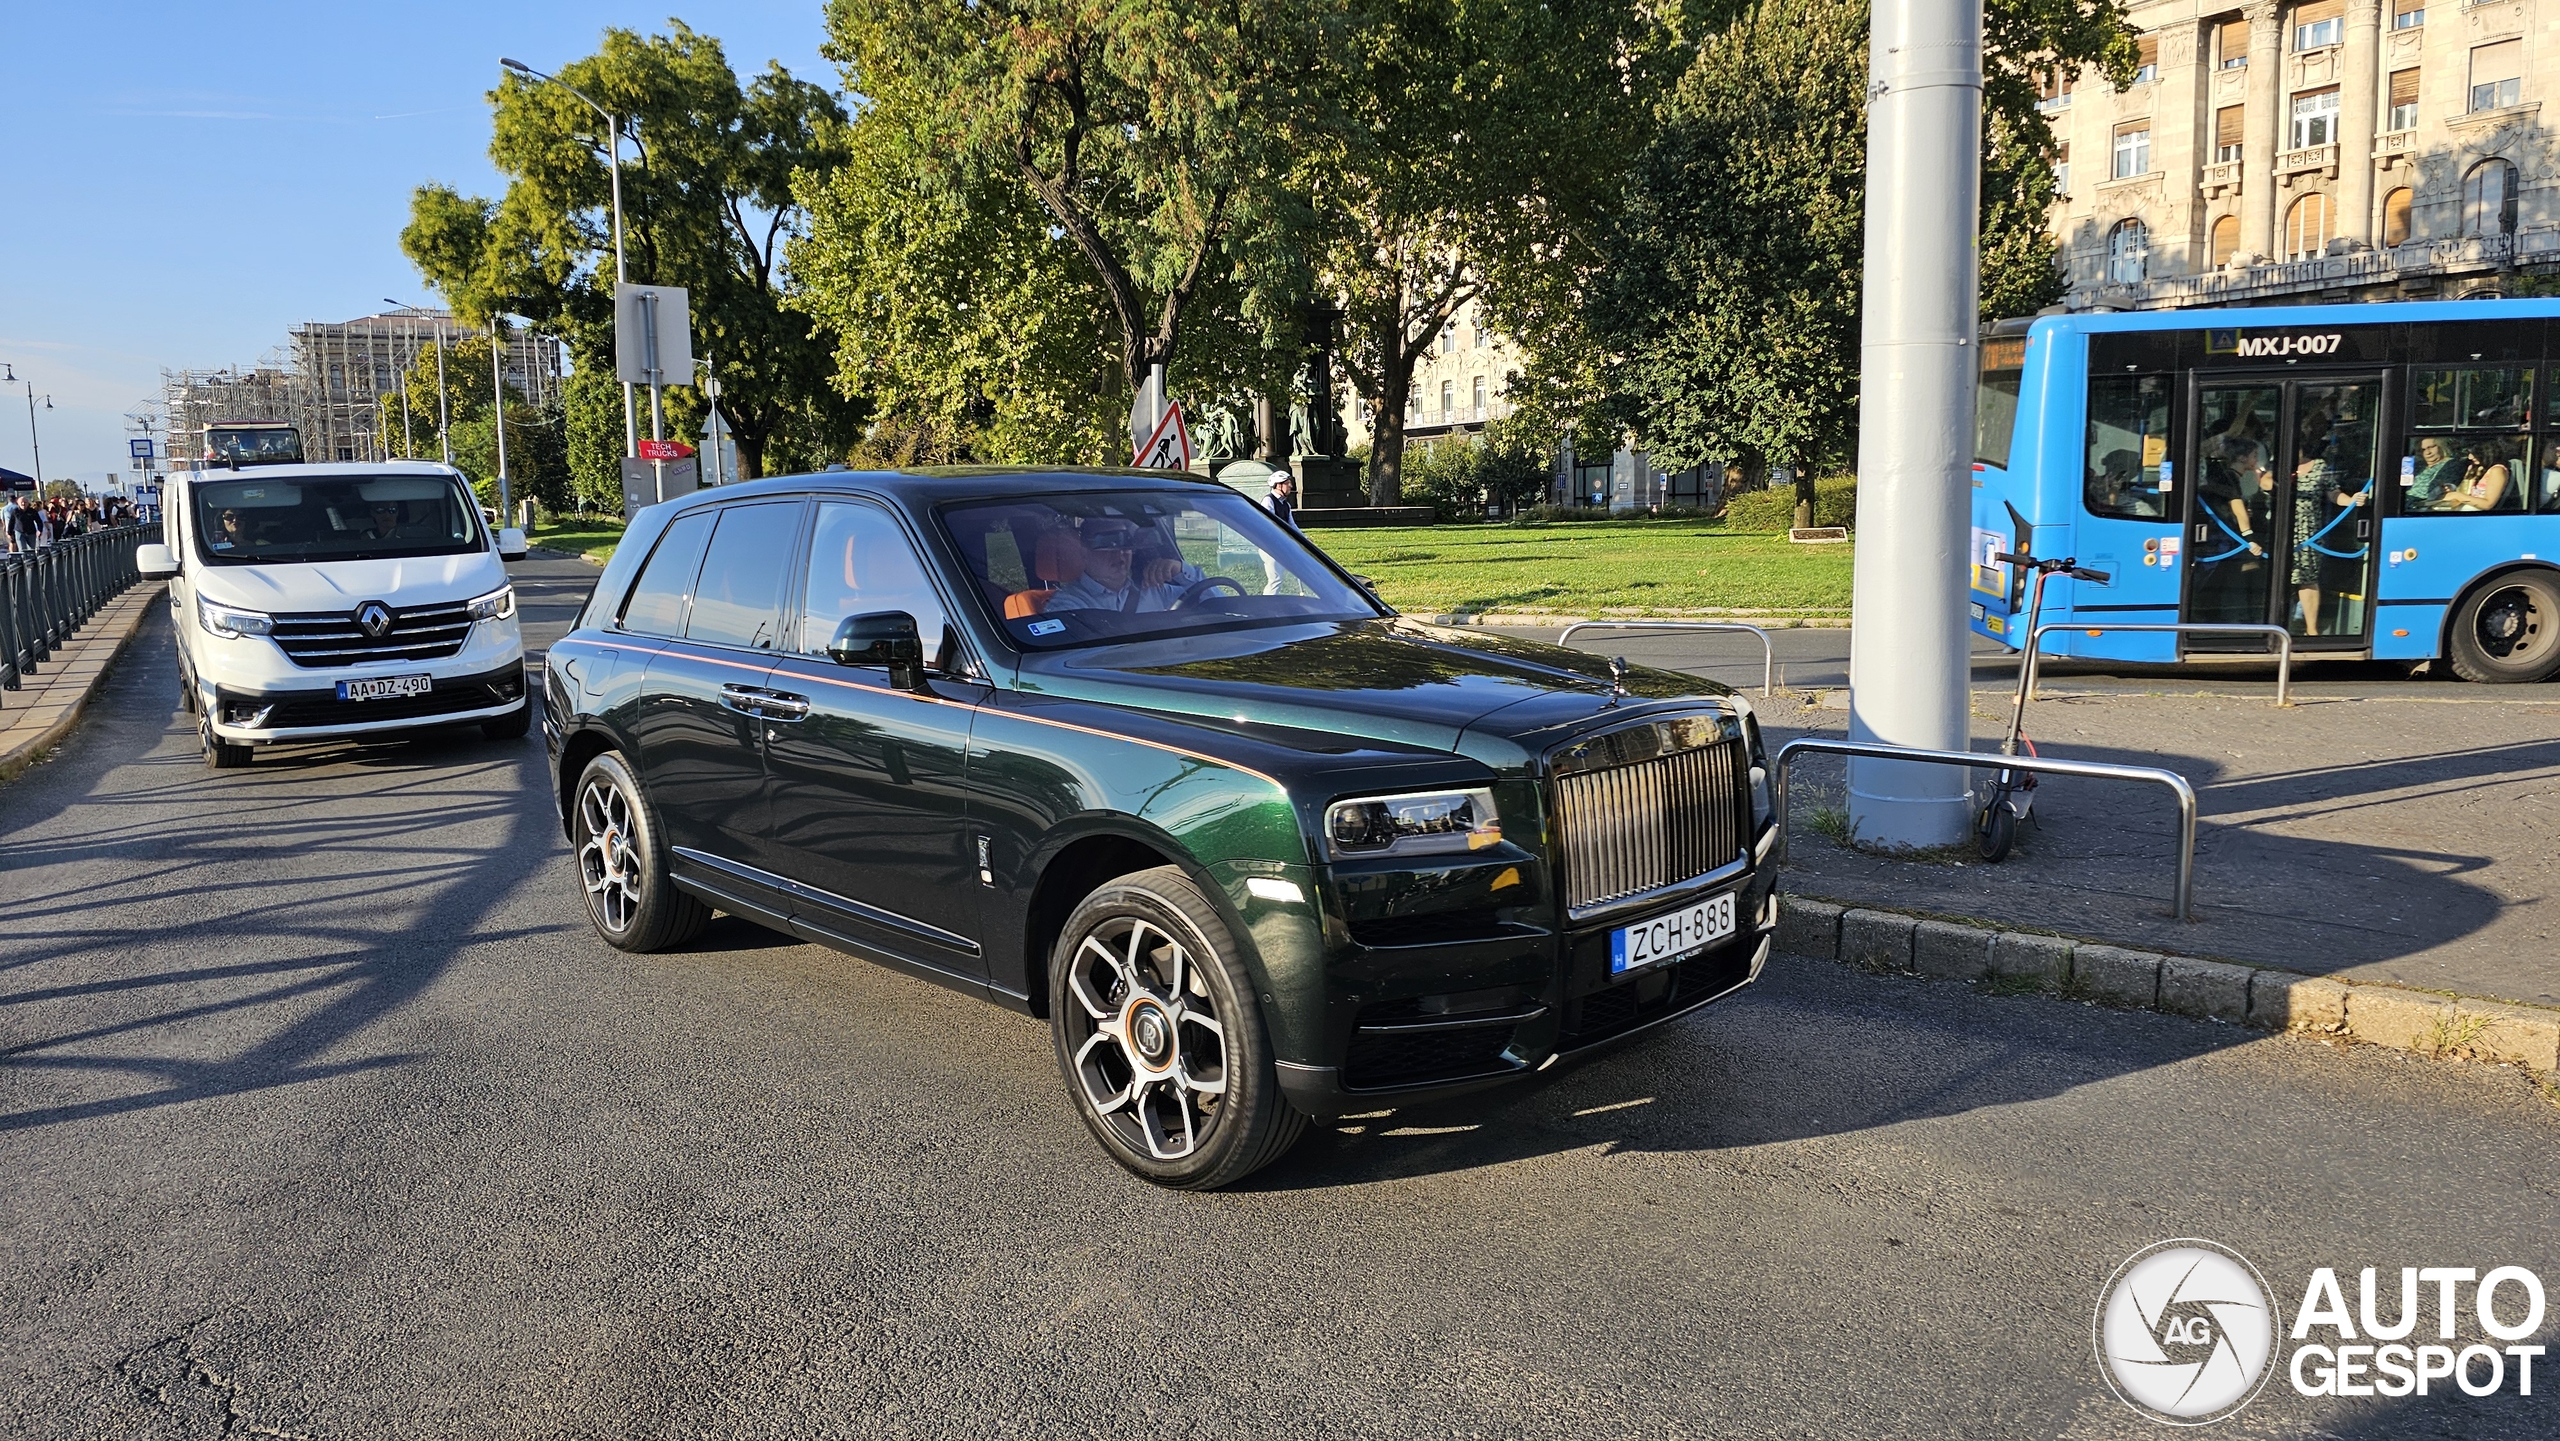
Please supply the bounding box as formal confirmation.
[1048,866,1306,1189]
[571,751,710,952]
[200,719,250,770]
[2448,571,2560,684]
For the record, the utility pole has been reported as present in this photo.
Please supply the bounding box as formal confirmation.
[3,367,50,490]
[433,326,451,467]
[640,289,666,504]
[1844,0,1983,848]
[501,58,637,461]
[491,317,512,522]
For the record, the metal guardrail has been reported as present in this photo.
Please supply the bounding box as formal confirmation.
[1,524,152,692]
[1771,736,2201,921]
[1558,620,1775,696]
[2027,621,2295,707]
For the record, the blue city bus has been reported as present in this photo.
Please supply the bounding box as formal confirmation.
[1969,299,2560,683]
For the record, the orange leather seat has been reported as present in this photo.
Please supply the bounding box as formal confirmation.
[1005,531,1085,618]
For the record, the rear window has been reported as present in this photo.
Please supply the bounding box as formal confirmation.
[684,503,802,650]
[1975,335,2026,469]
[618,511,715,638]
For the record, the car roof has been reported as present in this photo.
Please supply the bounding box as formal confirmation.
[680,466,1232,510]
[177,462,466,482]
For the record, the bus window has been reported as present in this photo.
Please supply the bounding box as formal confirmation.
[1976,335,2026,468]
[2085,373,2174,520]
[2408,434,2529,513]
[2411,366,2531,430]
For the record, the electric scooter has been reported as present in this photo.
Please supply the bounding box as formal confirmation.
[1977,549,2112,861]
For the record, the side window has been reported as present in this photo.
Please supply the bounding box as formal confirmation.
[2084,373,2175,521]
[616,510,714,638]
[796,501,956,669]
[685,502,802,649]
[1974,334,2025,469]
[2405,367,2532,514]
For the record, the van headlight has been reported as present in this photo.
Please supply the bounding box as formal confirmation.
[1326,787,1501,858]
[198,597,273,639]
[464,585,516,622]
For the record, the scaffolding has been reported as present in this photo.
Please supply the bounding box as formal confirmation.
[163,309,563,470]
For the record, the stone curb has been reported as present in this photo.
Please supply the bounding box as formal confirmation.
[1777,893,2560,1077]
[0,584,165,785]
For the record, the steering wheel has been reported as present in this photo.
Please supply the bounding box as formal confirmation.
[1172,576,1247,610]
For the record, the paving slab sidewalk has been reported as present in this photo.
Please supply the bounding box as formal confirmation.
[0,584,166,783]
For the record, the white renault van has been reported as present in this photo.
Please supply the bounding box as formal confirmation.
[137,463,530,768]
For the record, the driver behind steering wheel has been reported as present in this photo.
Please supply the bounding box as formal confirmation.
[1044,516,1207,614]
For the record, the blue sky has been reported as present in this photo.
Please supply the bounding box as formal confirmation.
[0,2,834,487]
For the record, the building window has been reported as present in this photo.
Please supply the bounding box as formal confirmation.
[2055,141,2071,195]
[2112,125,2150,179]
[2131,35,2158,86]
[1472,324,1487,349]
[2470,40,2522,112]
[2107,219,2149,283]
[2284,193,2332,260]
[1440,324,1456,354]
[2291,87,2341,149]
[1439,379,1453,420]
[2383,187,2414,247]
[2388,68,2421,131]
[2393,0,2424,31]
[2218,18,2249,68]
[2214,106,2246,163]
[2463,158,2518,237]
[2295,0,2342,51]
[1471,376,1486,420]
[2038,64,2075,111]
[2210,214,2242,267]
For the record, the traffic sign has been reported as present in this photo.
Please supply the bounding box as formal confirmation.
[614,284,693,385]
[128,438,155,459]
[638,439,696,461]
[1132,399,1194,471]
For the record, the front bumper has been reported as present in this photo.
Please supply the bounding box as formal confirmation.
[208,661,528,742]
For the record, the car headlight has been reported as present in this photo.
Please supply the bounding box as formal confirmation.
[465,585,516,622]
[198,597,273,639]
[1326,787,1501,858]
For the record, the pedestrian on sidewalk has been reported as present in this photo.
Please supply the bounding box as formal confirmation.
[5,495,38,554]
[1262,469,1298,596]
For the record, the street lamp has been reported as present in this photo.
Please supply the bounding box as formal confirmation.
[3,364,48,490]
[501,56,638,460]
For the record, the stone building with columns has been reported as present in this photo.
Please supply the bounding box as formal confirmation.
[2051,0,2557,309]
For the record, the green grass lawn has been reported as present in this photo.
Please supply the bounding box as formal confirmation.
[529,515,626,565]
[527,511,1851,618]
[1307,520,1854,617]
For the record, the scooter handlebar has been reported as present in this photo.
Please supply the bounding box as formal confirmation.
[2069,566,2112,584]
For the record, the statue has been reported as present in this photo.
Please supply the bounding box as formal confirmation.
[1288,364,1318,458]
[1191,404,1243,463]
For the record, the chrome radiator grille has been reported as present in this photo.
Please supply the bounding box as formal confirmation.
[270,603,472,668]
[1551,718,1749,913]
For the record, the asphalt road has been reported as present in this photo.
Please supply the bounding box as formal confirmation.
[3,556,2554,1438]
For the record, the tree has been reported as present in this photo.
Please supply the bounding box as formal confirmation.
[1566,0,2130,516]
[403,22,861,481]
[821,0,1329,413]
[375,331,572,511]
[1310,0,1662,505]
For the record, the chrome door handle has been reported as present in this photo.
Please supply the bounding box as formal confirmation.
[759,692,811,722]
[717,683,765,716]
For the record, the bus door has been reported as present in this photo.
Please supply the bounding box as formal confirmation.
[2181,374,2385,650]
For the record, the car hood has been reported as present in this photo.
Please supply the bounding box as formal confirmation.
[191,552,506,613]
[1026,618,1726,761]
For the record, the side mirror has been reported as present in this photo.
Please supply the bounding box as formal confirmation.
[497,527,529,562]
[137,543,178,579]
[828,610,926,691]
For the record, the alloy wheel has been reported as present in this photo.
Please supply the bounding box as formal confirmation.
[1062,915,1230,1161]
[577,778,642,933]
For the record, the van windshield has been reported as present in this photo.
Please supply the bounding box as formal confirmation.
[191,473,484,566]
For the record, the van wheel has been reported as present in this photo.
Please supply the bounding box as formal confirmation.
[1048,866,1306,1189]
[483,703,531,740]
[200,719,250,770]
[2449,572,2560,684]
[572,751,708,952]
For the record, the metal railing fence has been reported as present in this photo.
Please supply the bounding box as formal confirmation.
[1771,736,2201,921]
[2026,621,2295,707]
[1,524,152,692]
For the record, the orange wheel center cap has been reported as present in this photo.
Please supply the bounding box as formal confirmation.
[1124,998,1175,1070]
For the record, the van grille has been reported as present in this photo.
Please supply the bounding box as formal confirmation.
[269,603,473,668]
[1552,729,1748,912]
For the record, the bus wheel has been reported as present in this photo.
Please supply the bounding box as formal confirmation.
[2449,571,2560,684]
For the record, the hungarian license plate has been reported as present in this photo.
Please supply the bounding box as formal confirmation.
[336,674,431,702]
[1611,891,1737,975]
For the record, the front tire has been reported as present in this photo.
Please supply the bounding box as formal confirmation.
[1976,800,2016,862]
[200,719,250,770]
[1048,866,1306,1189]
[2449,571,2560,684]
[571,751,709,952]
[482,702,531,740]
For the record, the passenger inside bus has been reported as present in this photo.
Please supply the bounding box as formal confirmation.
[2408,436,2462,508]
[2440,437,2519,512]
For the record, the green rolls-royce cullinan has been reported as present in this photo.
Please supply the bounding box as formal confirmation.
[544,469,1777,1188]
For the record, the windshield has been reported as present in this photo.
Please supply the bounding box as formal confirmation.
[190,473,485,566]
[941,488,1382,648]
[207,428,304,466]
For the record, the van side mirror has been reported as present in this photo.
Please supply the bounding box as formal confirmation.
[137,543,178,579]
[828,610,926,691]
[497,526,529,562]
